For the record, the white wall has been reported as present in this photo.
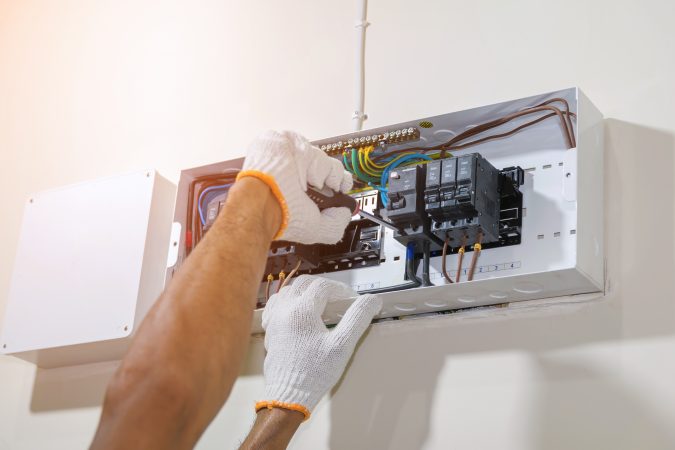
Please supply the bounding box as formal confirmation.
[1,0,675,448]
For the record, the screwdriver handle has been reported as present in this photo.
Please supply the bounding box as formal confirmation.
[307,187,359,215]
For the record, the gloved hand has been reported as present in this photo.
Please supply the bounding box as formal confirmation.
[237,130,354,245]
[257,275,382,419]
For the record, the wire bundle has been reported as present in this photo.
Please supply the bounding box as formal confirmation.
[186,169,240,254]
[368,98,576,161]
[344,146,435,205]
[198,184,233,225]
[341,98,575,211]
[434,99,576,156]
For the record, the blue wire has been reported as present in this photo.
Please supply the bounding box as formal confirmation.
[198,184,233,225]
[367,182,388,192]
[406,241,416,261]
[379,153,432,206]
[381,154,432,185]
[382,153,432,182]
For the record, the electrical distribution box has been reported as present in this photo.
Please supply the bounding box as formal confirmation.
[167,87,604,334]
[1,87,604,367]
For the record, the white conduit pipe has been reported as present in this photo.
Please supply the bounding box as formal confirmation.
[352,0,369,131]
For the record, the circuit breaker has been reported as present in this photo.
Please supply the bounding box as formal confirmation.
[426,153,501,245]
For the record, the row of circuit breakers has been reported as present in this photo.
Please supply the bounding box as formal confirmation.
[201,152,525,278]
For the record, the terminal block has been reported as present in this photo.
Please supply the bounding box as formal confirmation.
[317,127,420,156]
[265,242,320,276]
[264,219,384,279]
[353,190,380,216]
[315,220,382,271]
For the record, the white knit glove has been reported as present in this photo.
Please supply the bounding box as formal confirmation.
[257,275,382,419]
[236,130,354,245]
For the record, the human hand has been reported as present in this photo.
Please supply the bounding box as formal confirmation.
[237,130,354,245]
[257,275,382,419]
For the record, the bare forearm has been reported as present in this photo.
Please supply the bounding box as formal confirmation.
[239,409,304,450]
[92,177,281,449]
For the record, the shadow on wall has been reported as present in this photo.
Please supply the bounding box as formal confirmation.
[28,336,267,412]
[602,120,675,340]
[28,118,675,450]
[532,357,675,450]
[325,119,675,450]
[29,334,265,412]
[325,325,443,450]
[30,361,118,412]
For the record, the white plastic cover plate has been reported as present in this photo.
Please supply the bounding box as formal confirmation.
[0,170,157,354]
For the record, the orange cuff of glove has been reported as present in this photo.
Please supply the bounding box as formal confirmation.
[236,170,288,240]
[255,400,310,421]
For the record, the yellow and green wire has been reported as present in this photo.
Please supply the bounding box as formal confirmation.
[342,145,451,206]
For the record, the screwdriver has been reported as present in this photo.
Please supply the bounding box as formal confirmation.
[307,187,360,215]
[307,187,405,235]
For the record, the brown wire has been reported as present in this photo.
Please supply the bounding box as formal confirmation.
[455,236,467,283]
[441,238,454,283]
[445,111,572,151]
[467,232,484,281]
[276,272,286,294]
[440,105,573,154]
[265,274,273,302]
[370,102,576,164]
[537,98,576,147]
[445,105,570,149]
[278,260,302,291]
[379,111,567,158]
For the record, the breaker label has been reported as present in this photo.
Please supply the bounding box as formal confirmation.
[430,260,522,280]
[351,281,382,291]
[347,261,521,291]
